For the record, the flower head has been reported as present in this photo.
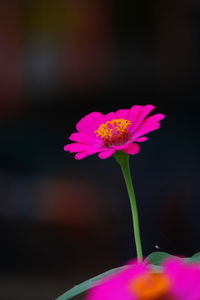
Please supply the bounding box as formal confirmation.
[64,105,165,159]
[85,258,200,300]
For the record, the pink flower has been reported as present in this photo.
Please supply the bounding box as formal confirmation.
[85,258,200,300]
[64,105,165,159]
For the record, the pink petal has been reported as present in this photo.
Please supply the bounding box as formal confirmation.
[64,143,86,152]
[64,143,98,153]
[75,148,102,160]
[139,114,165,130]
[111,142,129,150]
[163,259,200,299]
[131,113,165,139]
[64,143,87,152]
[132,123,161,140]
[149,113,165,123]
[76,112,104,137]
[115,109,129,119]
[128,105,143,123]
[98,149,115,159]
[104,112,116,122]
[135,137,148,142]
[69,132,101,145]
[122,143,140,155]
[129,105,155,132]
[75,152,89,160]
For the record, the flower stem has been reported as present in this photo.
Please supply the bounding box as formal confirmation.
[114,152,143,261]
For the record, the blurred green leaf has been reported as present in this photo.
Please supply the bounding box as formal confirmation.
[145,251,176,265]
[192,252,200,260]
[188,252,200,262]
[147,251,200,265]
[55,266,126,300]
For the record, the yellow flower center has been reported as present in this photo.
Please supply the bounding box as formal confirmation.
[129,272,171,300]
[95,119,132,146]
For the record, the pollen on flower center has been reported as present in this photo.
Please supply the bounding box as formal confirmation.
[95,119,132,146]
[129,272,171,300]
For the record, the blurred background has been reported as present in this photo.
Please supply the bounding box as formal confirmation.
[0,0,200,299]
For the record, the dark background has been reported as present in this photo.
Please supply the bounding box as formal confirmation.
[0,0,200,299]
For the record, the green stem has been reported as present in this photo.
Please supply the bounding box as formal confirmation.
[114,152,143,261]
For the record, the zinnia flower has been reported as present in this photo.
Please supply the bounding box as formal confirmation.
[85,258,200,300]
[64,105,165,159]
